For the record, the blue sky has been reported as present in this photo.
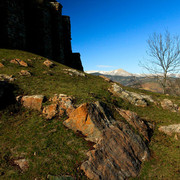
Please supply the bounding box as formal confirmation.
[58,0,180,73]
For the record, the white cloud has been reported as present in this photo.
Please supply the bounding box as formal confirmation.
[96,65,114,68]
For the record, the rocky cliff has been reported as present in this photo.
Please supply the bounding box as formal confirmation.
[0,0,83,71]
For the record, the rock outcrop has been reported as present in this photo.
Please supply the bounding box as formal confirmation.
[0,0,83,71]
[16,94,75,119]
[81,122,150,180]
[63,101,151,179]
[109,83,154,107]
[15,93,152,179]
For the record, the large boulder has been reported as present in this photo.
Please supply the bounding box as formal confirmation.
[63,101,115,143]
[81,121,150,180]
[63,101,151,179]
[109,83,154,107]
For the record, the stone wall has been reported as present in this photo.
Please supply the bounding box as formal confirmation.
[0,0,83,71]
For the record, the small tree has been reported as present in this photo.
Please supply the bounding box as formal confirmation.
[140,31,180,94]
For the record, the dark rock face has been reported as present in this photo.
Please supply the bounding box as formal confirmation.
[0,0,83,71]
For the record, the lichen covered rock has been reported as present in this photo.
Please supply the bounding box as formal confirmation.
[63,101,115,143]
[42,103,58,119]
[20,95,44,111]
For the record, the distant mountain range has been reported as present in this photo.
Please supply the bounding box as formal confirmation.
[86,69,133,77]
[86,69,180,94]
[86,69,180,78]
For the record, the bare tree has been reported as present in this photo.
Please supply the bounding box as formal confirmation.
[140,31,180,94]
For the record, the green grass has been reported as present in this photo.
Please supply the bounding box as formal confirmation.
[0,106,88,179]
[0,49,180,179]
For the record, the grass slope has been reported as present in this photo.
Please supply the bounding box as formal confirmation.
[0,49,180,179]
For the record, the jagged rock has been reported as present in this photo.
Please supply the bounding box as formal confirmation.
[109,83,154,107]
[43,59,55,68]
[116,108,151,141]
[43,103,58,119]
[161,99,179,112]
[159,124,180,137]
[63,101,151,179]
[63,101,115,143]
[19,95,44,111]
[13,159,29,172]
[19,70,31,76]
[81,121,150,180]
[99,75,112,82]
[0,74,15,82]
[10,59,28,67]
[50,94,75,117]
[64,69,86,77]
[0,63,4,68]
